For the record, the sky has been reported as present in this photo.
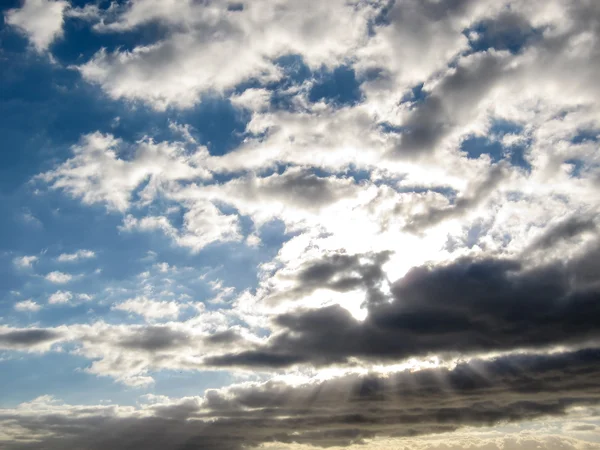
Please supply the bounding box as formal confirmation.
[1,0,600,449]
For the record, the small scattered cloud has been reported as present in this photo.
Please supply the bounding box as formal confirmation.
[14,300,42,312]
[45,271,72,284]
[112,297,186,322]
[48,291,73,304]
[13,256,38,269]
[57,250,96,262]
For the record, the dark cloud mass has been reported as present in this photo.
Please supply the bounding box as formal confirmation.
[208,241,600,368]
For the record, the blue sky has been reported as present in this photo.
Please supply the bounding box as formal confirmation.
[1,1,600,449]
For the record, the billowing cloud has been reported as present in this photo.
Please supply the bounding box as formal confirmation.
[77,0,377,109]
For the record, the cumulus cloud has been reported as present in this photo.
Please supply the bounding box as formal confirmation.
[48,290,72,304]
[77,0,377,109]
[4,0,68,52]
[45,272,72,284]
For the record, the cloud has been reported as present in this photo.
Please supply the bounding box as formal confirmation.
[57,250,96,262]
[112,297,187,322]
[4,0,69,52]
[77,0,378,109]
[3,349,600,449]
[206,242,600,369]
[8,1,600,448]
[13,255,38,269]
[14,299,42,312]
[527,215,598,252]
[45,272,72,284]
[39,132,212,211]
[48,290,73,304]
[0,327,63,351]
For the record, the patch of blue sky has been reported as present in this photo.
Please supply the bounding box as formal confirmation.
[53,8,171,65]
[149,369,235,399]
[235,54,364,110]
[461,120,531,171]
[571,129,599,144]
[0,350,143,408]
[564,159,586,178]
[464,14,544,55]
[177,95,251,156]
[308,65,363,107]
[0,346,235,408]
[399,83,428,107]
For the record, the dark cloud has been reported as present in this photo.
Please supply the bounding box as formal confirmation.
[204,329,242,345]
[0,329,62,349]
[237,168,359,210]
[527,215,597,251]
[267,251,392,306]
[468,11,540,54]
[391,52,508,157]
[207,241,600,369]
[5,348,600,449]
[117,327,191,351]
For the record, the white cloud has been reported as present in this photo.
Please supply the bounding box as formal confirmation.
[112,297,186,322]
[39,132,212,211]
[45,272,72,284]
[5,0,69,52]
[57,249,96,262]
[13,255,38,269]
[14,300,42,312]
[77,0,378,109]
[120,203,241,252]
[48,290,73,304]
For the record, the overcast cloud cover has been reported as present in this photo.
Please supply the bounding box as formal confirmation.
[1,0,600,449]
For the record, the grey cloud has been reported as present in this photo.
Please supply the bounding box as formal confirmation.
[204,329,243,345]
[470,11,540,53]
[117,327,191,351]
[0,329,63,350]
[207,241,600,369]
[225,168,360,211]
[403,163,506,232]
[391,51,509,157]
[266,251,392,306]
[5,349,600,449]
[527,215,597,251]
